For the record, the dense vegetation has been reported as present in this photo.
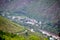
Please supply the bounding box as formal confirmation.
[0,30,48,40]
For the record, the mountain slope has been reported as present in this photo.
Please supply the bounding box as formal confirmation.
[0,16,48,40]
[0,16,25,33]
